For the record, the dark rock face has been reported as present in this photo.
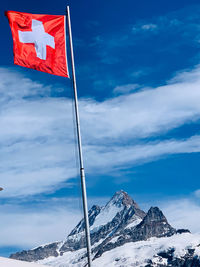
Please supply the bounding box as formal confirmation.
[133,207,176,239]
[10,190,192,266]
[10,242,60,262]
[176,228,191,234]
[93,206,176,259]
[145,248,200,267]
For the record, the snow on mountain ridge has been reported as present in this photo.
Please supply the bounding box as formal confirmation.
[91,190,136,232]
[90,202,123,232]
[93,233,200,267]
[124,215,142,229]
[69,205,101,235]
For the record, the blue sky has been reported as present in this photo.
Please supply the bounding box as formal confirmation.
[1,0,200,257]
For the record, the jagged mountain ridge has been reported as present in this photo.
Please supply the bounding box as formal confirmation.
[10,190,146,261]
[93,206,177,259]
[10,190,195,267]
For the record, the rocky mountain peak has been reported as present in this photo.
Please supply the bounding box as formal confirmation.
[108,190,139,209]
[143,207,167,223]
[134,206,176,240]
[66,191,143,239]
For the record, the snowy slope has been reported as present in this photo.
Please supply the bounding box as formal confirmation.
[37,248,87,267]
[90,203,123,232]
[38,233,200,267]
[0,257,46,267]
[93,233,200,267]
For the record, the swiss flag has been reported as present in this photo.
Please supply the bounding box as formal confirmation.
[5,11,69,77]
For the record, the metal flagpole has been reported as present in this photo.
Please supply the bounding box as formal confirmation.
[66,6,92,267]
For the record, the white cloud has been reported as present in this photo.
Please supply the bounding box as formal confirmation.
[0,195,109,249]
[131,69,150,78]
[141,24,158,30]
[1,65,200,197]
[161,198,200,233]
[113,83,140,94]
[193,189,200,198]
[0,201,81,248]
[83,135,200,172]
[132,23,158,33]
[79,65,200,142]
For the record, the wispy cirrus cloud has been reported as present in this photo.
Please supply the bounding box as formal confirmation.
[1,64,200,198]
[83,135,200,173]
[80,65,200,142]
[113,83,140,95]
[132,23,158,33]
[85,4,200,90]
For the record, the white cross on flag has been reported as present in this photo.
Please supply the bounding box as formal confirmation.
[18,19,55,60]
[5,11,69,77]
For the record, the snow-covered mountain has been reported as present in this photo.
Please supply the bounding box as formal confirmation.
[10,190,200,267]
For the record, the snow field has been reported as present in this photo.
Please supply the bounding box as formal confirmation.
[0,257,46,267]
[93,233,200,267]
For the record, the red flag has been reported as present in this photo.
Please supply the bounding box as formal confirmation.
[5,11,69,78]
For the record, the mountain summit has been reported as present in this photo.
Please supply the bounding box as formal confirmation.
[10,190,194,267]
